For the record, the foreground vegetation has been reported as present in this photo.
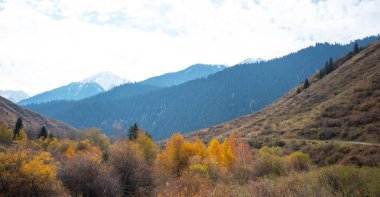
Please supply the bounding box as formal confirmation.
[1,121,379,197]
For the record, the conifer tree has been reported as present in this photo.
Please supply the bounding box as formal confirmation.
[13,117,23,140]
[304,78,310,89]
[128,123,139,141]
[38,126,48,138]
[354,42,359,54]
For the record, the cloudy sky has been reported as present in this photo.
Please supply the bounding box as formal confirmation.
[0,0,379,95]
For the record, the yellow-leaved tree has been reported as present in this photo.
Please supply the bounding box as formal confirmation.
[156,133,190,177]
[221,139,236,169]
[207,138,222,165]
[135,131,159,165]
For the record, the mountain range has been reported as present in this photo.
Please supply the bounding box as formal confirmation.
[25,36,380,140]
[18,72,128,105]
[0,90,29,103]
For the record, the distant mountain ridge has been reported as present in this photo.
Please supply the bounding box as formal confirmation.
[0,90,29,103]
[141,64,226,87]
[25,36,380,140]
[18,82,104,105]
[18,72,127,105]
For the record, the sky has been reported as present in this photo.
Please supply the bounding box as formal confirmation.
[0,0,379,95]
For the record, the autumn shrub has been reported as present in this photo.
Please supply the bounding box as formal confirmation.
[0,150,65,196]
[109,140,153,196]
[59,151,121,197]
[0,122,12,145]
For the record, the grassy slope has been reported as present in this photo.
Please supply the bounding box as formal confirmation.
[182,40,380,167]
[0,96,77,138]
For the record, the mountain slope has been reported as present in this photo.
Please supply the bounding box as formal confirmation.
[26,36,380,140]
[0,96,77,138]
[19,82,104,105]
[187,39,380,144]
[141,64,226,87]
[0,90,29,103]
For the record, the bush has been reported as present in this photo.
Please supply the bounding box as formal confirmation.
[0,123,12,145]
[287,152,312,172]
[109,141,153,196]
[311,166,380,196]
[0,150,65,196]
[59,152,122,197]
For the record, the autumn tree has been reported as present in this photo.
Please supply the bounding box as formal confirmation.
[228,132,252,167]
[13,117,23,140]
[135,131,158,165]
[156,133,189,177]
[221,139,236,169]
[38,126,48,138]
[207,138,222,164]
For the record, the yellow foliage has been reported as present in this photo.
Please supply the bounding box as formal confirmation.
[207,138,222,164]
[16,129,28,141]
[221,139,236,169]
[0,150,62,195]
[136,131,159,165]
[65,145,75,157]
[158,133,189,176]
[156,134,208,177]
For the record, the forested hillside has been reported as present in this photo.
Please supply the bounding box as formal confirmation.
[26,36,379,140]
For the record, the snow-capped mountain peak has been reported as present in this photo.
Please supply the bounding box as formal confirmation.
[82,71,129,90]
[239,58,263,65]
[0,90,30,103]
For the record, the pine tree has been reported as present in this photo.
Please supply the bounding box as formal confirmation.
[326,58,334,74]
[354,42,359,54]
[296,88,301,94]
[128,123,139,141]
[13,117,23,140]
[304,78,310,89]
[38,126,48,138]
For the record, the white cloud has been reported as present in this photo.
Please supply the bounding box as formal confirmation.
[0,0,379,94]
